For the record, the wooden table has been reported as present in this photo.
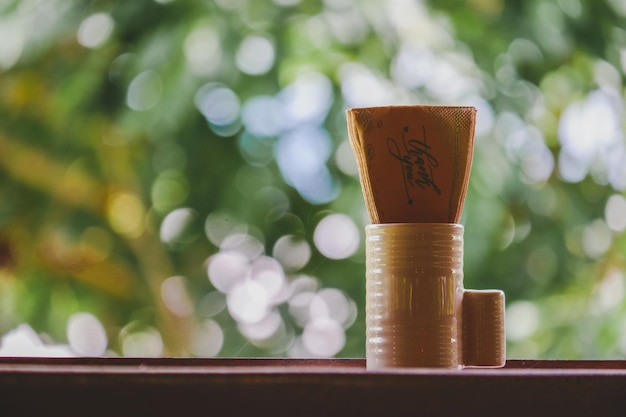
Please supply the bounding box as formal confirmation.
[1,358,625,416]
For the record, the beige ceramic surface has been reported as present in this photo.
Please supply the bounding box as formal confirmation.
[462,289,506,367]
[365,223,464,369]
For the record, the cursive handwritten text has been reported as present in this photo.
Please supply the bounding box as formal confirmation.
[386,126,441,205]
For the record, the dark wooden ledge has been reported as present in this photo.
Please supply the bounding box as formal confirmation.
[1,358,626,416]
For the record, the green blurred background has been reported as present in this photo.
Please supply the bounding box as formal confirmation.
[0,0,625,359]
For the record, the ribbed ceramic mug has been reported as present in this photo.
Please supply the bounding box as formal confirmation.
[366,222,505,370]
[366,223,465,369]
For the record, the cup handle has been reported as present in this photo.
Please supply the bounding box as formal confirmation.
[462,289,506,367]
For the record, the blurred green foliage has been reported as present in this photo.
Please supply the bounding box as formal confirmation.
[0,0,625,359]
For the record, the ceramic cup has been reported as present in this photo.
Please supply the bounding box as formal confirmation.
[365,223,505,370]
[366,223,464,369]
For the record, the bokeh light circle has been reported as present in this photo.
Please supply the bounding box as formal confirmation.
[272,235,311,272]
[302,317,345,357]
[313,213,360,259]
[227,279,271,324]
[66,312,108,356]
[195,83,240,128]
[161,276,194,318]
[235,35,275,75]
[207,251,251,293]
[190,319,224,357]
